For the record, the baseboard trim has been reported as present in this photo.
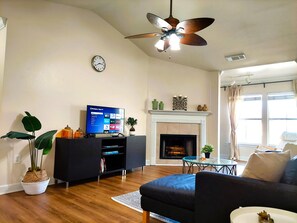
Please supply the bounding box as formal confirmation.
[0,183,22,195]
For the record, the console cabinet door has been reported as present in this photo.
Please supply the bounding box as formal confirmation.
[126,136,146,170]
[54,138,101,182]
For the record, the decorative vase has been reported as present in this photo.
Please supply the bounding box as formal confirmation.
[202,104,208,111]
[197,105,202,111]
[204,152,210,158]
[152,99,158,110]
[159,101,164,110]
[21,178,50,195]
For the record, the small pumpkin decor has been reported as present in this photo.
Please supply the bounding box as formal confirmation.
[126,117,138,136]
[201,144,214,158]
[1,111,57,195]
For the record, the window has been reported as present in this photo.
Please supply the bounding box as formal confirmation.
[237,95,262,145]
[237,92,297,146]
[267,93,297,145]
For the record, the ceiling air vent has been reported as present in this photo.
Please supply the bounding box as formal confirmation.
[225,53,246,62]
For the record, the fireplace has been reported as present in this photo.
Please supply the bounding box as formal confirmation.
[149,110,210,165]
[160,134,197,159]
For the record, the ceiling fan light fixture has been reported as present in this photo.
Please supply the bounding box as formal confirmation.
[155,38,165,51]
[169,33,180,50]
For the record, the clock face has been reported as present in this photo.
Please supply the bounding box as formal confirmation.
[91,55,106,72]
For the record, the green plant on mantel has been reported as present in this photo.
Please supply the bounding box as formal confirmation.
[1,111,57,182]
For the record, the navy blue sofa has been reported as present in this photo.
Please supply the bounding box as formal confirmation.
[140,159,297,223]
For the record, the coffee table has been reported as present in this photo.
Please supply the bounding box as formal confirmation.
[230,206,297,223]
[182,156,237,175]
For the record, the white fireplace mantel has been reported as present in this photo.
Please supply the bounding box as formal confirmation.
[149,110,211,165]
[148,110,212,116]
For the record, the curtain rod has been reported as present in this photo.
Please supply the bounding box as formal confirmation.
[221,79,293,91]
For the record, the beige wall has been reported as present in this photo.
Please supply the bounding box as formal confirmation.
[0,0,149,191]
[146,58,220,161]
[0,21,6,109]
[0,0,219,193]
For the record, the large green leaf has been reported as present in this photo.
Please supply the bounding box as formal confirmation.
[0,131,35,140]
[22,111,42,132]
[35,130,57,153]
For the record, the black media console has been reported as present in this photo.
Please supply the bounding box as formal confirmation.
[54,135,146,187]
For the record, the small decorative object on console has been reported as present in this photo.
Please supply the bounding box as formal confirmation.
[126,117,138,136]
[74,127,84,138]
[173,95,187,111]
[62,125,73,139]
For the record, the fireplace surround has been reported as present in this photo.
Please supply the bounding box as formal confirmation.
[149,110,211,165]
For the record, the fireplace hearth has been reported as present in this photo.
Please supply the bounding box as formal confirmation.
[160,134,197,159]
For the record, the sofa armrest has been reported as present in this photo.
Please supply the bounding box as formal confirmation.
[195,171,297,223]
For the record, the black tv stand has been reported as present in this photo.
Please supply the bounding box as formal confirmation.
[54,135,146,188]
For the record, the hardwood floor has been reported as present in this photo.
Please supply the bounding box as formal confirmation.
[0,163,246,223]
[0,166,182,223]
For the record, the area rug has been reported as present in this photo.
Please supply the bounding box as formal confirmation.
[111,190,179,223]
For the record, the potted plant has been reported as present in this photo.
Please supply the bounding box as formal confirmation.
[126,117,137,136]
[1,111,57,195]
[201,144,214,158]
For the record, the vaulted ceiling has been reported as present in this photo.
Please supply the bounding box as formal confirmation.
[45,0,297,83]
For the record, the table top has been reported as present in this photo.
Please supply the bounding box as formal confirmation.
[182,156,237,166]
[230,206,297,223]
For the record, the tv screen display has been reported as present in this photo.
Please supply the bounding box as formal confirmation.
[86,105,125,134]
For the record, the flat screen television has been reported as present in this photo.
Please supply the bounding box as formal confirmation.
[86,105,125,135]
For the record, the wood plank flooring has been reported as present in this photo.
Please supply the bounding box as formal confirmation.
[0,166,182,223]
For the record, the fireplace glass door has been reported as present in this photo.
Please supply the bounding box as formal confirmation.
[160,134,197,159]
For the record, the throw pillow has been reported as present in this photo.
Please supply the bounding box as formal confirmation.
[241,150,290,182]
[283,143,297,158]
[280,155,297,185]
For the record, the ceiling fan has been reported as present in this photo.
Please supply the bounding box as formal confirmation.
[125,0,214,52]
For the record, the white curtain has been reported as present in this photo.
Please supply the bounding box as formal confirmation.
[227,85,241,160]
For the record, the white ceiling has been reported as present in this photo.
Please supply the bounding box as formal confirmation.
[44,0,297,83]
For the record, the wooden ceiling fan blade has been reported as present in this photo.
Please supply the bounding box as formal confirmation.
[180,34,207,46]
[147,13,172,30]
[176,18,215,34]
[125,33,161,39]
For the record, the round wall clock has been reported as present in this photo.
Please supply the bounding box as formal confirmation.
[91,55,106,72]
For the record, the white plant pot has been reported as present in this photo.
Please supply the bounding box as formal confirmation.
[129,130,135,136]
[21,178,50,195]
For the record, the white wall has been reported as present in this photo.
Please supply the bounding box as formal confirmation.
[0,0,219,193]
[220,81,294,160]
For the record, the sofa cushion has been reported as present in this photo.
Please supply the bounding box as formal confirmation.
[280,156,297,185]
[140,174,195,211]
[241,150,290,182]
[283,143,297,158]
